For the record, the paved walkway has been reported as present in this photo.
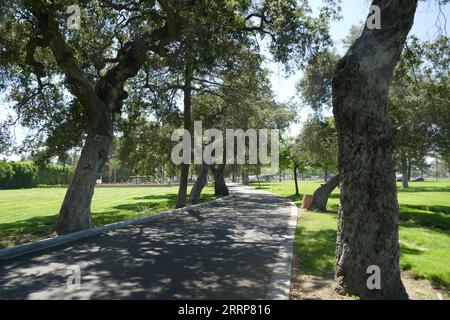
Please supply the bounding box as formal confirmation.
[0,185,297,300]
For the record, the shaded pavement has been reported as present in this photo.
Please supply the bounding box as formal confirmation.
[0,185,296,300]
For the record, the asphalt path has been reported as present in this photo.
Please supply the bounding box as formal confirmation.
[0,185,296,300]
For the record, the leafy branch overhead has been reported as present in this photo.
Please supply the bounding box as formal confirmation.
[1,0,337,159]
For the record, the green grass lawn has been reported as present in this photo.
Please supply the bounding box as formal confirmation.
[0,185,216,248]
[251,179,450,290]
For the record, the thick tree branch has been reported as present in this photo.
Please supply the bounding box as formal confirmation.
[28,1,179,119]
[27,2,103,118]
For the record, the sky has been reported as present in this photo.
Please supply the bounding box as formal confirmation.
[1,0,449,159]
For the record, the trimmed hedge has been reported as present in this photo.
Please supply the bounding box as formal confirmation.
[0,161,14,184]
[1,162,37,189]
[0,161,73,189]
[35,164,73,186]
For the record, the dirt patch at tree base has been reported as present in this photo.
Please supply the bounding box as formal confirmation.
[290,269,449,300]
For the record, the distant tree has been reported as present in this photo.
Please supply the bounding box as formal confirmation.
[298,117,337,180]
[117,117,176,182]
[390,61,430,188]
[279,136,295,182]
[189,62,296,203]
[0,122,12,155]
[295,116,338,210]
[341,24,363,50]
[390,36,450,187]
[297,49,340,114]
[415,37,450,165]
[296,47,341,210]
[290,139,308,196]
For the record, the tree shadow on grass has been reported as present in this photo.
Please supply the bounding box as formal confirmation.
[399,244,423,256]
[112,202,171,213]
[0,199,178,248]
[397,186,450,193]
[133,194,179,201]
[0,215,58,248]
[286,194,301,204]
[402,204,450,215]
[93,191,217,226]
[399,208,450,231]
[429,275,450,291]
[294,228,336,276]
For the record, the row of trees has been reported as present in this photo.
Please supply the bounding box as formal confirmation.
[284,25,449,214]
[1,0,448,299]
[0,0,338,233]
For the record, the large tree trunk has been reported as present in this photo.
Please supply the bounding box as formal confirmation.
[309,175,339,211]
[176,67,192,209]
[189,163,209,204]
[56,118,113,234]
[401,154,409,188]
[176,164,190,208]
[332,0,417,299]
[211,164,229,196]
[27,2,176,234]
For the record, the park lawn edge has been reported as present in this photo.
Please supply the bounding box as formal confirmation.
[249,180,450,292]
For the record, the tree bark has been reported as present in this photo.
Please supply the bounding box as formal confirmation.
[435,157,439,180]
[293,163,300,196]
[189,163,209,204]
[324,168,329,182]
[332,0,417,299]
[176,66,193,208]
[401,154,409,188]
[407,160,412,182]
[211,164,229,196]
[309,174,339,211]
[56,125,112,234]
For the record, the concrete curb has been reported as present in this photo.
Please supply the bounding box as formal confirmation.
[0,193,234,262]
[265,197,299,300]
